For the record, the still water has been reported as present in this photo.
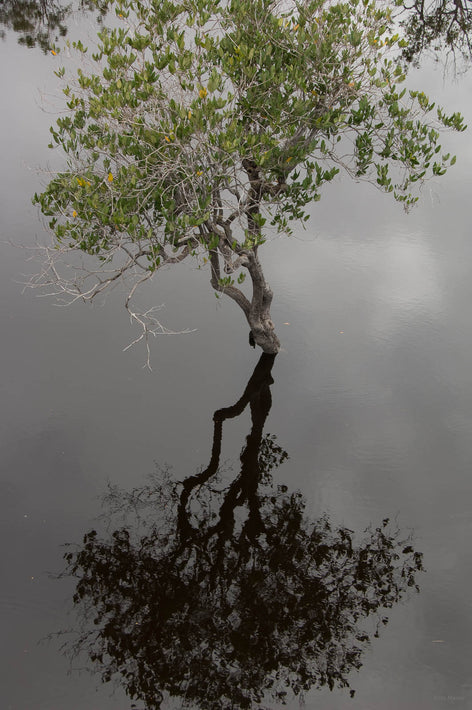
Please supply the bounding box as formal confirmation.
[1,10,472,710]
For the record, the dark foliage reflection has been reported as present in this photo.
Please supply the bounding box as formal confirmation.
[401,0,472,64]
[0,0,108,52]
[63,354,423,709]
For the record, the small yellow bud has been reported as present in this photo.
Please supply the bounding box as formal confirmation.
[199,87,208,99]
[107,172,113,182]
[72,210,77,218]
[188,110,192,119]
[165,136,171,142]
[196,170,203,176]
[51,49,57,56]
[286,156,293,163]
[293,23,299,31]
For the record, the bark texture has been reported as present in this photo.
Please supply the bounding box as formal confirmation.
[205,158,285,353]
[245,253,280,354]
[210,249,280,354]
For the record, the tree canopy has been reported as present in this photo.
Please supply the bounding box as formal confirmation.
[63,354,424,709]
[33,0,466,356]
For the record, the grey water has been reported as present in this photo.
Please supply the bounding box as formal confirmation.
[1,11,472,710]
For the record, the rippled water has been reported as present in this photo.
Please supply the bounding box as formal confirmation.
[1,13,472,710]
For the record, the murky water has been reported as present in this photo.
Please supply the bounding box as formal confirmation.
[1,10,472,710]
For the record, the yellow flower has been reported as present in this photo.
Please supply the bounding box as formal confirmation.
[293,23,299,31]
[286,156,293,163]
[107,172,113,182]
[348,81,355,88]
[188,110,192,119]
[199,87,208,99]
[196,170,203,176]
[51,50,57,56]
[72,210,77,218]
[165,136,171,142]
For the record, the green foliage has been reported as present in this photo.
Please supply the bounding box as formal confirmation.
[33,0,466,320]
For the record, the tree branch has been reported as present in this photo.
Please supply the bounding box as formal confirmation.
[209,250,251,317]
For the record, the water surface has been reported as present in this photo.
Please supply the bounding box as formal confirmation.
[1,15,472,710]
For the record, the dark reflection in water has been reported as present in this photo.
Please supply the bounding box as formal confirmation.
[63,355,424,709]
[0,0,107,51]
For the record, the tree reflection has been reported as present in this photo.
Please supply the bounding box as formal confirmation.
[0,0,108,52]
[400,0,472,65]
[64,354,423,709]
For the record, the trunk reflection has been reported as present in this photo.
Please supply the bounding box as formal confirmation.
[63,354,423,709]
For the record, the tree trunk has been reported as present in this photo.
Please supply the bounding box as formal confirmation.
[247,309,280,354]
[209,247,280,354]
[245,253,281,355]
[249,326,280,354]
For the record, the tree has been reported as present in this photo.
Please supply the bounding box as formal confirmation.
[63,353,424,709]
[33,0,466,355]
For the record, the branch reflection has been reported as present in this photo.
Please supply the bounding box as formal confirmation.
[64,354,423,709]
[0,0,108,52]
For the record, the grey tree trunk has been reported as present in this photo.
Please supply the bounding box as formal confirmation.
[248,319,280,355]
[245,252,281,354]
[210,248,281,354]
[208,156,283,354]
